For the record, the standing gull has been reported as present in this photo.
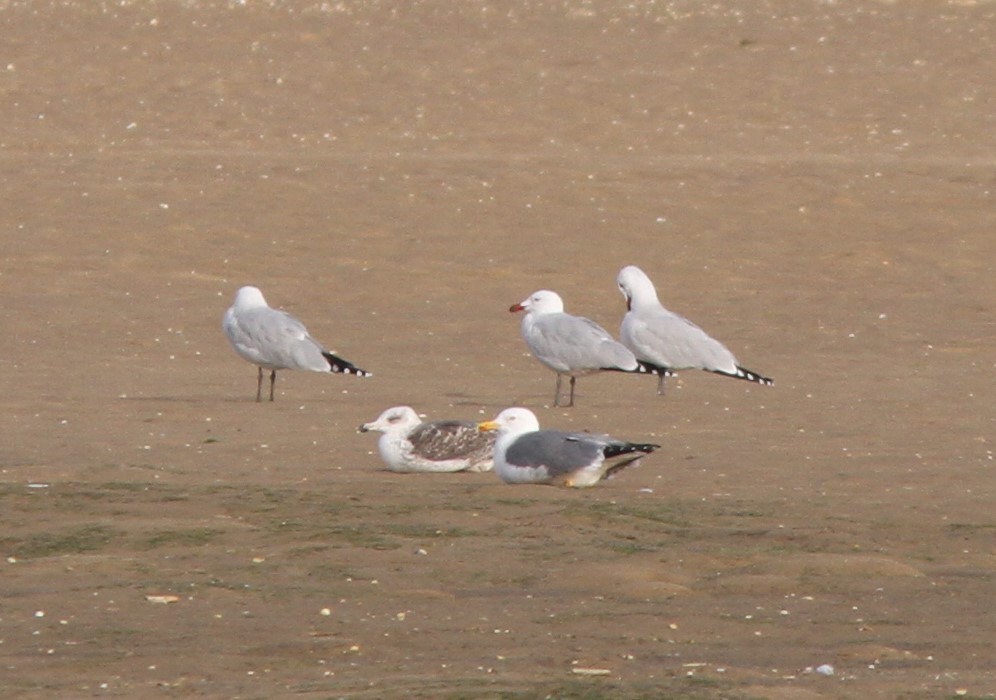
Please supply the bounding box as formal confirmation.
[359,405,495,473]
[510,289,666,407]
[222,285,371,402]
[477,407,660,488]
[616,265,772,395]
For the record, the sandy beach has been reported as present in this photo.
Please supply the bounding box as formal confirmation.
[1,1,994,697]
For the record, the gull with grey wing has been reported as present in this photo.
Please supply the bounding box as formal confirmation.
[477,407,659,488]
[510,289,669,407]
[616,266,772,395]
[223,285,371,401]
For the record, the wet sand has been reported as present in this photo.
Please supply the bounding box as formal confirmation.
[1,1,994,698]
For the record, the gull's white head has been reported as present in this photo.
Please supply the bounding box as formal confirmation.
[509,290,565,316]
[359,405,421,434]
[616,265,658,311]
[233,285,268,310]
[477,407,541,436]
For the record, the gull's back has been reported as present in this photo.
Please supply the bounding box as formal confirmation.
[526,312,637,374]
[623,303,737,373]
[224,288,329,372]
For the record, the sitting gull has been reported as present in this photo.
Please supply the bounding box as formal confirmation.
[222,285,371,402]
[359,405,495,473]
[477,407,660,488]
[510,289,668,408]
[616,265,772,395]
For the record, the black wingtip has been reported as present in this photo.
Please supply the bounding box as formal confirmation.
[599,361,674,377]
[604,442,661,459]
[603,456,642,480]
[634,360,675,377]
[712,365,773,386]
[323,351,373,377]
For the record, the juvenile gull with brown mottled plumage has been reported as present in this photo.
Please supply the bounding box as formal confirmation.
[360,406,495,473]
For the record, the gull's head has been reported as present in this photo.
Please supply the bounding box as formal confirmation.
[616,265,657,311]
[509,290,564,315]
[478,407,541,436]
[359,405,421,434]
[233,285,268,310]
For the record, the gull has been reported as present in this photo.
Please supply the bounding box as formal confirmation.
[477,407,660,488]
[616,265,772,395]
[510,289,668,407]
[222,285,371,401]
[359,405,495,473]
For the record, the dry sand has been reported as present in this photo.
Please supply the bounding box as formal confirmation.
[1,1,994,698]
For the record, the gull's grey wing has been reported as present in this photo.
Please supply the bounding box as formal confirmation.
[227,306,329,371]
[530,314,637,372]
[623,305,736,373]
[503,430,605,478]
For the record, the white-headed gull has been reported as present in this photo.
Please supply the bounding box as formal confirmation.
[477,407,660,488]
[359,405,495,473]
[616,265,772,395]
[222,285,371,402]
[509,289,667,407]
